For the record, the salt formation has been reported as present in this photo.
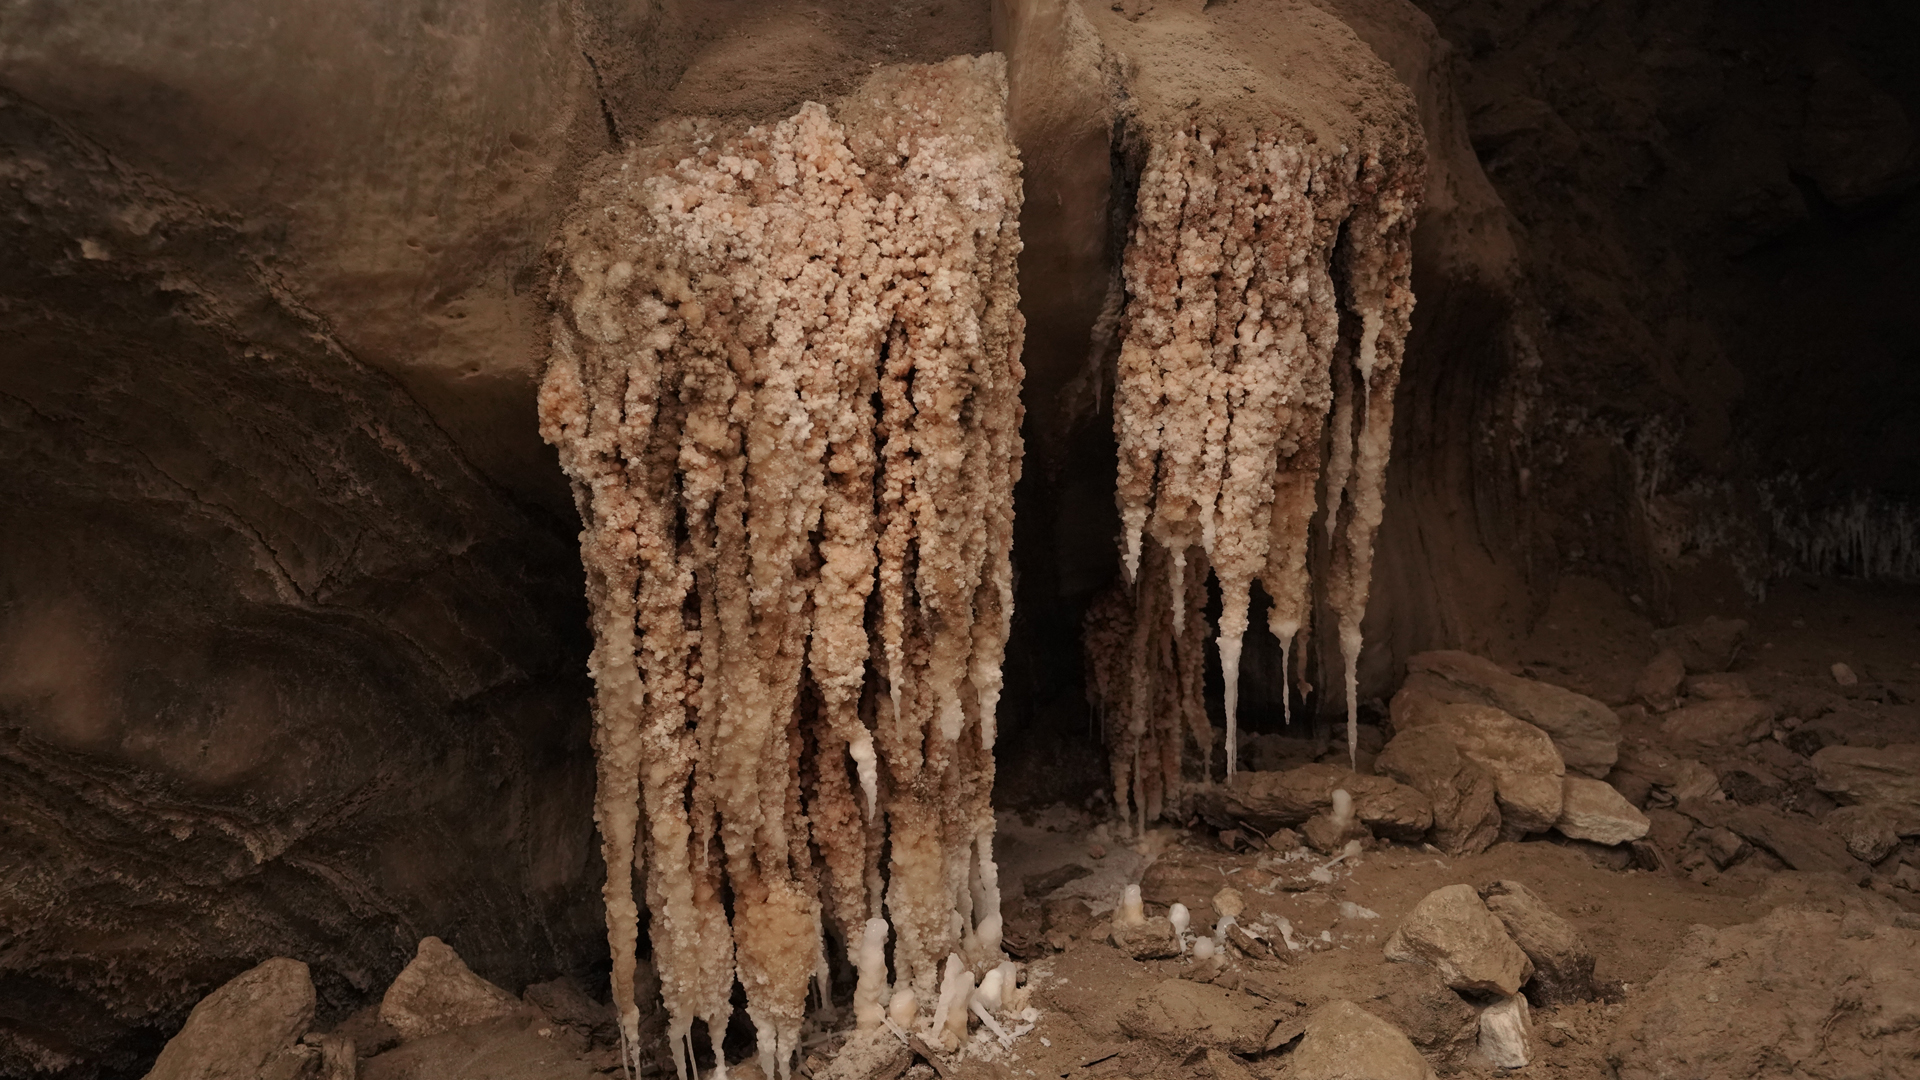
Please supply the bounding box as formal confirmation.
[1096,122,1420,819]
[539,57,1024,1080]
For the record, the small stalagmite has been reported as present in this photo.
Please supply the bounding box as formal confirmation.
[541,57,1025,1080]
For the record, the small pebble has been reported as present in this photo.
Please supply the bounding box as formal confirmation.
[1832,662,1858,687]
[1087,842,1107,859]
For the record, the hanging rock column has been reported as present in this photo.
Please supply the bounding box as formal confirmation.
[540,55,1025,1080]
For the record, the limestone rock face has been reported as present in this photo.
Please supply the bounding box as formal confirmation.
[1813,743,1920,807]
[1375,726,1502,855]
[1555,776,1651,846]
[380,937,525,1041]
[1609,908,1920,1079]
[1479,880,1596,1007]
[1403,651,1620,778]
[141,958,315,1080]
[1286,1001,1439,1080]
[1384,885,1533,996]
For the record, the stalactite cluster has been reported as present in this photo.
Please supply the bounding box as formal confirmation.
[539,56,1024,1080]
[1103,124,1421,820]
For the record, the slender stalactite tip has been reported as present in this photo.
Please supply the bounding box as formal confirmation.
[539,55,1024,1079]
[1094,124,1422,830]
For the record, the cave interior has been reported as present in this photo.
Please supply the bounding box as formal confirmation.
[3,1,1919,1079]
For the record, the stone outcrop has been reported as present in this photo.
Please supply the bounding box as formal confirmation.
[140,959,315,1080]
[380,937,525,1041]
[1402,651,1620,778]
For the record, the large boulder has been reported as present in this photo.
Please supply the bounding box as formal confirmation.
[1400,703,1565,834]
[141,958,315,1080]
[1608,908,1920,1079]
[1375,726,1502,855]
[1812,743,1920,807]
[1478,881,1597,1007]
[1284,1001,1438,1080]
[1384,885,1533,996]
[1214,764,1433,840]
[1554,776,1650,846]
[1403,651,1621,778]
[380,937,525,1041]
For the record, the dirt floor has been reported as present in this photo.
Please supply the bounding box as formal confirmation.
[329,572,1919,1080]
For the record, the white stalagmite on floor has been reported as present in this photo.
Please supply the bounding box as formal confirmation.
[1099,121,1421,817]
[540,56,1024,1080]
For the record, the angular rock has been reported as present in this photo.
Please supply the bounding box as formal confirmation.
[1554,776,1651,845]
[1404,651,1621,778]
[1139,859,1231,911]
[142,958,316,1080]
[1112,915,1183,960]
[1286,1001,1438,1080]
[1117,980,1289,1055]
[1384,885,1533,996]
[380,937,524,1041]
[1651,616,1747,674]
[1477,995,1532,1070]
[1303,809,1371,855]
[1823,803,1920,864]
[1634,648,1685,711]
[1608,908,1920,1079]
[1812,743,1920,808]
[1684,672,1750,700]
[1659,699,1776,748]
[1376,726,1502,856]
[1214,764,1432,840]
[1367,963,1479,1053]
[1678,802,1866,881]
[1700,827,1750,869]
[821,1027,912,1080]
[1479,880,1596,1006]
[1420,705,1565,834]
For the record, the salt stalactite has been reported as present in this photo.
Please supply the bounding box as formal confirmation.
[1108,124,1420,798]
[540,56,1024,1080]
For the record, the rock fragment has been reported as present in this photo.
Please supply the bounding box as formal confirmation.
[380,937,524,1041]
[1633,649,1685,711]
[141,958,316,1080]
[1409,704,1565,834]
[1812,743,1920,807]
[1212,764,1432,840]
[1285,1001,1439,1080]
[1831,662,1859,686]
[1117,980,1289,1056]
[1375,726,1501,856]
[1476,995,1532,1069]
[1823,803,1920,863]
[1384,885,1533,996]
[1554,776,1651,845]
[1659,699,1776,748]
[1478,881,1596,1006]
[1403,650,1621,778]
[1112,916,1183,960]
